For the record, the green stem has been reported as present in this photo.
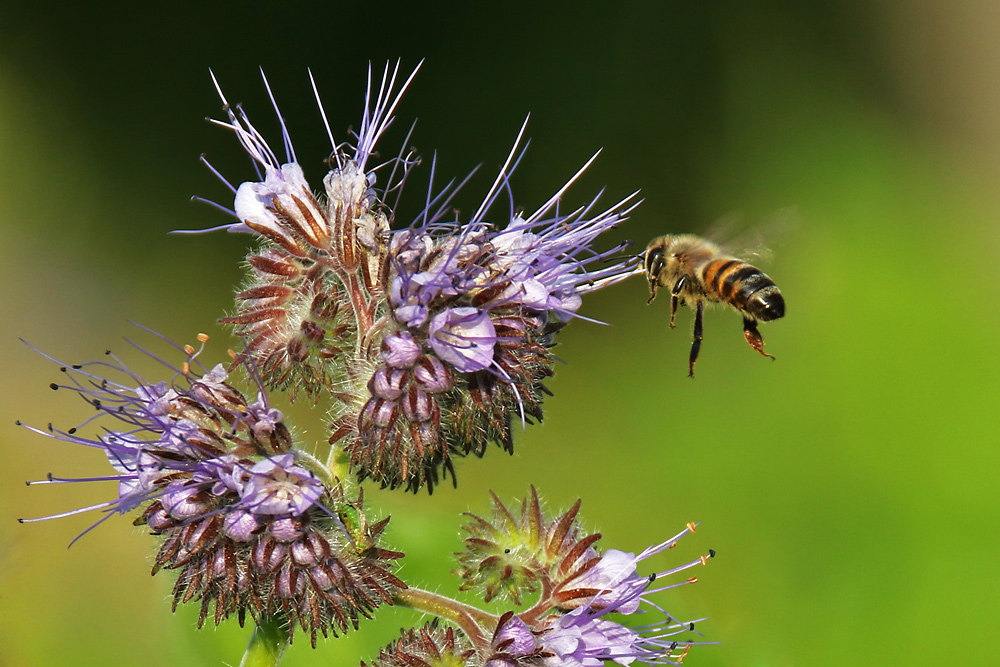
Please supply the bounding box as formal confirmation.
[296,448,340,489]
[394,586,498,650]
[239,617,288,667]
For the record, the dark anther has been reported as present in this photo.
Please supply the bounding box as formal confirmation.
[46,423,53,432]
[72,364,82,369]
[708,548,716,558]
[68,427,77,434]
[49,383,59,390]
[14,420,21,425]
[60,367,66,372]
[688,622,695,631]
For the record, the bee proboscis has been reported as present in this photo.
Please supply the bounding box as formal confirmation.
[642,234,785,377]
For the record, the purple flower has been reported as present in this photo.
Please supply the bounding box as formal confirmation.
[538,523,715,666]
[485,613,542,666]
[382,331,422,368]
[246,394,285,437]
[240,453,323,516]
[428,307,498,372]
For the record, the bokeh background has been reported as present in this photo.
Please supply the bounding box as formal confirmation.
[2,2,999,665]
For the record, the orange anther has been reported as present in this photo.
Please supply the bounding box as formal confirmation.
[686,576,698,584]
[184,344,196,355]
[181,362,190,376]
[227,349,237,360]
[700,554,709,566]
[686,522,697,532]
[197,333,209,343]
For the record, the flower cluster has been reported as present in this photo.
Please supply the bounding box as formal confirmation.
[349,196,636,492]
[19,335,403,647]
[197,62,638,492]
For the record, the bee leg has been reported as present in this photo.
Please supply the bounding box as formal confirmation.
[669,277,686,328]
[646,280,659,305]
[688,299,704,378]
[742,317,775,360]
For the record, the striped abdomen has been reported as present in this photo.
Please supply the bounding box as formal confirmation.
[700,258,785,321]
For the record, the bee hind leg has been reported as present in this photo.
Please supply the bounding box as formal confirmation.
[688,299,704,378]
[742,317,775,360]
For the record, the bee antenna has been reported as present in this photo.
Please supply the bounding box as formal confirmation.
[602,251,638,264]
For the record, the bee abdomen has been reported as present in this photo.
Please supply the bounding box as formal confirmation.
[702,258,785,321]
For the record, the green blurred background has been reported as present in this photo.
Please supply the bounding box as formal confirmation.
[3,2,999,665]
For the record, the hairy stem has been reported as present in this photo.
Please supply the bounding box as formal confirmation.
[394,586,497,650]
[295,449,339,488]
[239,616,288,667]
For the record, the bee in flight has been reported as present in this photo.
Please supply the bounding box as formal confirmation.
[642,234,785,377]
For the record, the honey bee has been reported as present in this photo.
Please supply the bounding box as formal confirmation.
[642,234,785,377]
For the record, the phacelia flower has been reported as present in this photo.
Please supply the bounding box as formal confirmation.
[531,525,715,666]
[455,489,713,666]
[483,612,548,666]
[195,62,640,492]
[18,333,405,647]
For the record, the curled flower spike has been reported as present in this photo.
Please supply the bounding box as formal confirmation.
[198,62,640,492]
[17,332,405,647]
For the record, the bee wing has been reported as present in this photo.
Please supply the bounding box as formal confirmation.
[705,207,798,264]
